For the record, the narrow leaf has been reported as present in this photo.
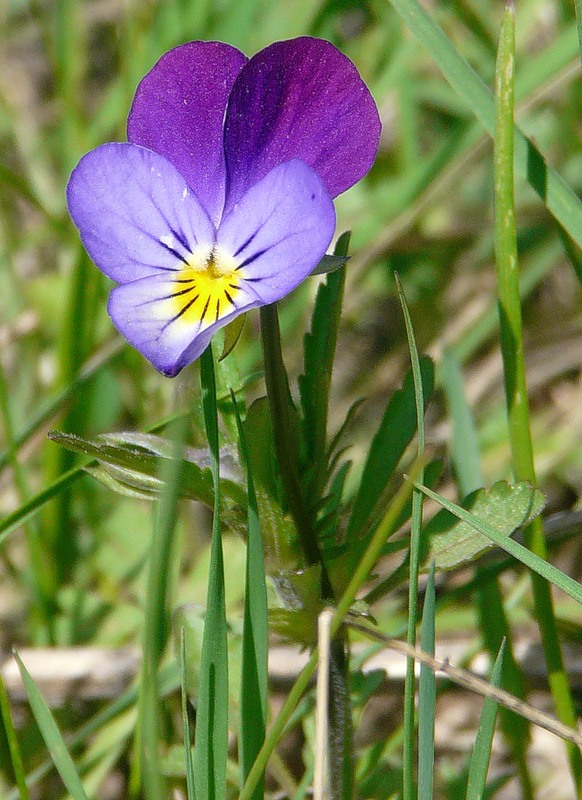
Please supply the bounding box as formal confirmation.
[418,563,436,800]
[194,344,229,800]
[15,652,90,800]
[235,401,268,799]
[465,642,505,800]
[0,667,30,800]
[299,232,349,499]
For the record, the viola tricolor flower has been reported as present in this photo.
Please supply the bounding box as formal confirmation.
[67,37,381,376]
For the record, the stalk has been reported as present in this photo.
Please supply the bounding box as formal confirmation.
[494,4,582,791]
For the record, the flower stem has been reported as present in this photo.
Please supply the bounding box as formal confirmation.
[494,5,582,792]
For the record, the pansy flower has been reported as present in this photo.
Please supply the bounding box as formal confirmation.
[67,37,381,376]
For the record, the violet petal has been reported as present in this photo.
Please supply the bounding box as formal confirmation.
[128,41,247,224]
[223,36,381,210]
[66,143,216,283]
[218,159,336,304]
[108,273,261,377]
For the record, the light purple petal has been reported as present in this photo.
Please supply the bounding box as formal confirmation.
[127,41,247,225]
[223,37,381,210]
[218,159,335,304]
[108,272,261,377]
[66,143,216,283]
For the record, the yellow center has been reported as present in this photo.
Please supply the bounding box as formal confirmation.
[169,244,242,326]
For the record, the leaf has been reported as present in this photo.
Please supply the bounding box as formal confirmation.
[346,357,435,543]
[465,642,505,800]
[234,398,268,799]
[219,314,246,361]
[310,253,350,276]
[15,652,90,800]
[194,345,229,800]
[48,430,246,527]
[299,232,348,501]
[416,481,582,606]
[422,480,545,572]
[243,398,302,571]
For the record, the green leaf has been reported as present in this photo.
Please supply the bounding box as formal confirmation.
[219,314,246,362]
[137,418,189,800]
[180,629,195,800]
[422,480,545,572]
[418,563,436,800]
[299,232,349,501]
[15,652,90,800]
[415,482,582,605]
[346,357,434,547]
[194,345,229,800]
[310,253,350,276]
[465,642,505,800]
[244,398,301,571]
[235,402,268,799]
[0,667,30,800]
[48,430,246,529]
[440,347,483,496]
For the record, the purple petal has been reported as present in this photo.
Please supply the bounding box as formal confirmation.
[223,37,381,210]
[66,143,216,283]
[127,41,247,225]
[218,159,335,304]
[108,272,261,377]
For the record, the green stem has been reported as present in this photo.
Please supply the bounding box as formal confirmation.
[494,5,582,792]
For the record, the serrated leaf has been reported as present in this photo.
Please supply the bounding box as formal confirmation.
[422,481,545,572]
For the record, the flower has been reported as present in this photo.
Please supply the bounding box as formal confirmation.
[67,37,381,376]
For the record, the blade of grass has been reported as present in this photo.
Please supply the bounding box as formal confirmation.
[395,274,426,800]
[493,5,582,791]
[418,563,436,800]
[574,0,582,65]
[0,667,30,800]
[0,337,124,474]
[194,343,229,800]
[14,651,90,800]
[135,413,189,800]
[6,661,180,800]
[235,398,268,800]
[386,0,582,249]
[180,630,195,800]
[465,642,505,800]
